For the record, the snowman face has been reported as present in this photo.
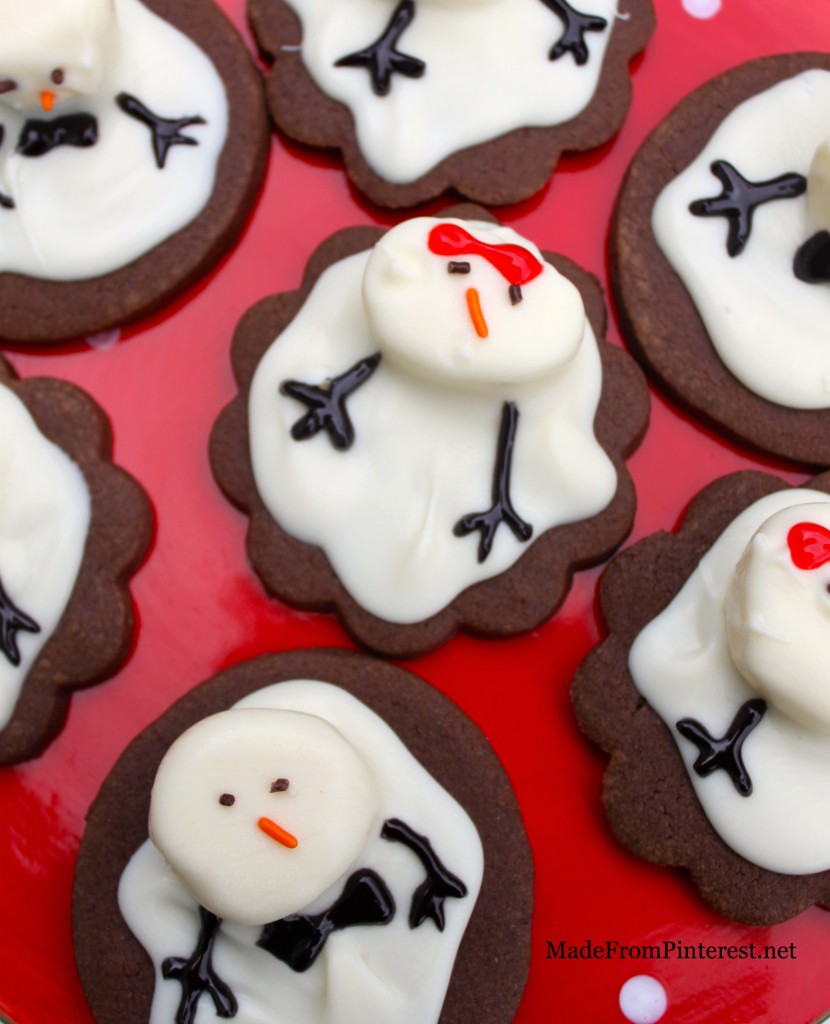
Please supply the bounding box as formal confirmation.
[724,502,830,730]
[362,217,586,390]
[0,0,116,113]
[149,708,381,927]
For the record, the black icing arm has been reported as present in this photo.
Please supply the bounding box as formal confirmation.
[334,0,426,97]
[454,400,533,563]
[538,0,607,64]
[381,818,468,931]
[115,93,205,169]
[689,159,807,257]
[0,575,40,666]
[676,698,767,797]
[162,906,238,1024]
[281,352,381,450]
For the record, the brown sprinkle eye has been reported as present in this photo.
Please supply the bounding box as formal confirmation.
[0,80,17,95]
[51,69,64,85]
[270,778,289,793]
[448,261,471,274]
[218,793,235,806]
[509,284,523,305]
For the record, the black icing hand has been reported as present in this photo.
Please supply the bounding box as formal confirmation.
[689,159,807,257]
[0,576,40,667]
[162,906,238,1024]
[794,229,830,283]
[257,868,395,971]
[381,818,467,931]
[335,0,426,97]
[454,400,533,563]
[116,93,205,169]
[281,352,381,451]
[676,698,767,797]
[538,0,607,64]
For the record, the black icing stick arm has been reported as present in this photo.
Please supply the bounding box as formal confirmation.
[116,93,205,169]
[334,0,426,97]
[381,818,468,931]
[0,575,40,666]
[454,400,533,563]
[676,698,767,797]
[162,906,238,1024]
[280,352,381,451]
[689,159,807,257]
[538,0,607,64]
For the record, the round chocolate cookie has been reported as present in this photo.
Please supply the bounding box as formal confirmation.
[209,205,649,658]
[573,468,830,925]
[0,0,268,346]
[74,648,532,1024]
[0,356,152,765]
[250,0,655,208]
[611,53,830,467]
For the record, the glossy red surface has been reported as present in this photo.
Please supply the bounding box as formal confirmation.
[1,2,829,1022]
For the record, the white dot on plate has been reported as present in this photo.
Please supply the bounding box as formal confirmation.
[682,0,722,18]
[619,975,667,1024]
[86,328,121,351]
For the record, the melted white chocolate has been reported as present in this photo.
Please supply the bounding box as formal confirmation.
[630,489,830,874]
[0,384,91,732]
[284,0,620,183]
[0,0,228,281]
[248,217,617,624]
[119,679,483,1024]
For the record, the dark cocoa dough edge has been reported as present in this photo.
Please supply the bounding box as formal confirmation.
[73,648,532,1024]
[209,203,649,658]
[249,0,655,208]
[610,53,830,468]
[572,468,830,925]
[0,0,269,346]
[0,357,153,765]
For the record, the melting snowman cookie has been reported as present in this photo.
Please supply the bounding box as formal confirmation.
[249,0,655,206]
[0,0,266,344]
[612,53,830,464]
[75,652,531,1023]
[0,356,151,765]
[210,210,648,657]
[573,470,830,924]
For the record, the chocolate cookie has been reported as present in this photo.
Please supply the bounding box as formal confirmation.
[0,356,152,765]
[74,648,532,1024]
[209,205,649,658]
[572,468,830,925]
[0,0,267,346]
[250,0,655,208]
[611,53,830,467]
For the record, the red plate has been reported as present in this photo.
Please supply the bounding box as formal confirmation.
[1,2,829,1022]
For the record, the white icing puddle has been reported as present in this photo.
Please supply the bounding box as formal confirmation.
[619,975,667,1024]
[682,0,722,18]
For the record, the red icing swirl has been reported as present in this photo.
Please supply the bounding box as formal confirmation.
[428,224,543,286]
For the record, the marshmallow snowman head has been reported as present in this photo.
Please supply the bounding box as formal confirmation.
[724,502,830,730]
[0,0,117,113]
[149,708,381,927]
[362,217,586,390]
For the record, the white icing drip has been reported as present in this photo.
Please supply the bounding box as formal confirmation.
[629,488,830,874]
[119,679,483,1024]
[0,0,228,281]
[284,0,619,183]
[248,217,617,624]
[652,70,830,409]
[0,384,91,731]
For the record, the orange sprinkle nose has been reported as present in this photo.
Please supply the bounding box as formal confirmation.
[465,287,488,339]
[257,816,298,849]
[40,90,55,112]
